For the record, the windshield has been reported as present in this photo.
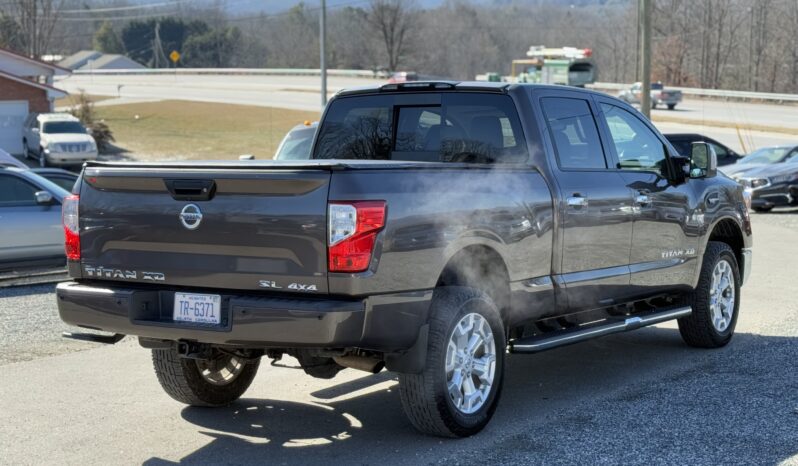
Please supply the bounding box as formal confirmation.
[651,83,664,90]
[42,121,86,134]
[739,147,790,165]
[313,93,527,164]
[274,127,315,160]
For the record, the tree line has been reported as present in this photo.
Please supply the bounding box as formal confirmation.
[93,17,242,68]
[1,0,797,93]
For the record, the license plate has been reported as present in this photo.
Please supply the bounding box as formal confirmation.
[173,293,222,325]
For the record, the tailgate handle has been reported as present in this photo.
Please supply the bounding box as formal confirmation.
[164,179,216,201]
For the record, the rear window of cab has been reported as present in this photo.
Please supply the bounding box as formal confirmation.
[313,93,527,164]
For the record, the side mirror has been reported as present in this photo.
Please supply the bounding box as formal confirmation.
[34,191,53,205]
[690,142,717,178]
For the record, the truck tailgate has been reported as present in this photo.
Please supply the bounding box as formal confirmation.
[77,167,331,293]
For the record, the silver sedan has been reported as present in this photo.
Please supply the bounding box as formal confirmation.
[0,167,70,270]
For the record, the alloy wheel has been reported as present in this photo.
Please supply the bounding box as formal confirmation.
[445,312,497,414]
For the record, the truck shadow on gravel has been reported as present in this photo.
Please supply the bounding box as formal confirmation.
[143,328,798,465]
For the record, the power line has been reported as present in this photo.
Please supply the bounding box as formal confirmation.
[59,0,190,14]
[226,0,370,22]
[50,11,181,22]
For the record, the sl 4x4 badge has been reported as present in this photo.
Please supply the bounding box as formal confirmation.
[259,280,318,291]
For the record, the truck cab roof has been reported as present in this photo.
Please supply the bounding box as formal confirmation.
[335,80,606,98]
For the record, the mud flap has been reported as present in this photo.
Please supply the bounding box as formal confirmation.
[384,324,429,374]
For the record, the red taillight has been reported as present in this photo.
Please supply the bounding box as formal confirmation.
[62,194,80,261]
[328,201,386,273]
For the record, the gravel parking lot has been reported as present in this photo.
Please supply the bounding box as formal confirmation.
[0,212,796,465]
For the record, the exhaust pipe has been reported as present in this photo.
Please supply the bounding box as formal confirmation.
[333,355,385,374]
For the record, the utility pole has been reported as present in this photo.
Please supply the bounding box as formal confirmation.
[635,1,640,81]
[638,0,652,118]
[153,22,168,69]
[153,22,161,68]
[319,0,328,109]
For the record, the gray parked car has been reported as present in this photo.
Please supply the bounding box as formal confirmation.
[721,145,798,180]
[0,148,28,169]
[273,122,317,160]
[31,168,79,191]
[0,167,70,270]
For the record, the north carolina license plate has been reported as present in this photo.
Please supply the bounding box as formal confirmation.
[173,292,222,325]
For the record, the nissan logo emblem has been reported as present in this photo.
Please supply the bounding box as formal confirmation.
[179,204,203,230]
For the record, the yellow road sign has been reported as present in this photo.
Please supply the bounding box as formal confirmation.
[169,50,180,63]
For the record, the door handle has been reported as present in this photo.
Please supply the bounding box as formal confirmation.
[566,195,588,208]
[635,194,651,206]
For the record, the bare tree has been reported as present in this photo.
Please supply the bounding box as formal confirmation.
[9,0,64,57]
[368,0,416,72]
[3,0,793,93]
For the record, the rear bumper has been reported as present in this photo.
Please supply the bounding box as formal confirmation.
[57,281,431,351]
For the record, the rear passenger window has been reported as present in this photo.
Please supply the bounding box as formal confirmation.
[541,97,606,169]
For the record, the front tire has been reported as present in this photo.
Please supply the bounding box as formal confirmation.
[152,348,260,407]
[38,148,47,167]
[679,242,740,348]
[753,206,772,213]
[398,287,505,437]
[667,103,676,110]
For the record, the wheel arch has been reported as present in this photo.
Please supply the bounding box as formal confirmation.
[701,216,746,280]
[435,244,511,328]
[707,217,744,265]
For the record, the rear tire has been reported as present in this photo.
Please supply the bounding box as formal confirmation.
[22,140,29,159]
[678,242,740,348]
[152,348,260,407]
[667,104,676,110]
[398,287,505,437]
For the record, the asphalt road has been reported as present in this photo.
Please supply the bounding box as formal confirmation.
[58,74,363,112]
[58,74,798,130]
[1,213,797,465]
[56,74,798,155]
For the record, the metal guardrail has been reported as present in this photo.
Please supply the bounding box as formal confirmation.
[71,68,388,79]
[588,82,798,103]
[66,69,798,103]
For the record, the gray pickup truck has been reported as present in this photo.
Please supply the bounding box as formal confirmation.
[57,82,752,437]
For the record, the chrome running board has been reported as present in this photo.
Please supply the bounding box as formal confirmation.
[509,306,692,354]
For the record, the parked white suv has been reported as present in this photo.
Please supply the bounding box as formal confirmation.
[22,113,98,167]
